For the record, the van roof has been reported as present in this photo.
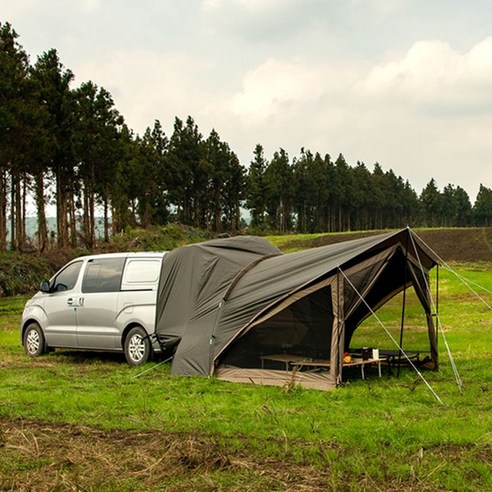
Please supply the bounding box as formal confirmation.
[77,251,166,261]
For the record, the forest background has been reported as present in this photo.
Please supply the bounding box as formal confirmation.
[1,21,492,254]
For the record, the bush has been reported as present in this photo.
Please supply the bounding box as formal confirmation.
[0,253,53,297]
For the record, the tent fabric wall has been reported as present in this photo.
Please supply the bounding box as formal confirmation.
[154,236,282,375]
[154,228,440,388]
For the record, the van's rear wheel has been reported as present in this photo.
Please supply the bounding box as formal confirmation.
[23,323,46,357]
[124,326,152,366]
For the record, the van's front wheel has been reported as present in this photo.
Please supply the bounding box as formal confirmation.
[23,322,47,357]
[124,326,152,366]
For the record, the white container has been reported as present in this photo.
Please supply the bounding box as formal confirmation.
[372,348,379,359]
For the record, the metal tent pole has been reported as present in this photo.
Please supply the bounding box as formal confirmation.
[435,264,439,353]
[397,234,410,377]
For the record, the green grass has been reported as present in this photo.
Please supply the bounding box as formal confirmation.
[1,262,491,490]
[266,232,331,253]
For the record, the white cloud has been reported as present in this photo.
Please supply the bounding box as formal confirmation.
[74,49,217,135]
[203,0,294,13]
[67,0,101,13]
[200,0,328,43]
[230,58,327,122]
[358,37,492,112]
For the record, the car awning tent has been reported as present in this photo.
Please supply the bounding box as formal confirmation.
[155,228,439,390]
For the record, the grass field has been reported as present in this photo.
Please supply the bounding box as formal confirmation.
[0,247,491,490]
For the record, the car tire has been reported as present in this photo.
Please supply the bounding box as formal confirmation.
[23,323,47,357]
[124,326,152,366]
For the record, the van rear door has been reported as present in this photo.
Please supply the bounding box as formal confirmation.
[118,257,162,333]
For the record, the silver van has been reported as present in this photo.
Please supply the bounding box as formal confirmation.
[20,252,166,366]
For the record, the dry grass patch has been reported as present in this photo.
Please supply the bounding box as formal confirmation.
[2,417,490,491]
[1,416,334,491]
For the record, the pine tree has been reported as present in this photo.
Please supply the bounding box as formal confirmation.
[245,144,268,229]
[264,149,293,232]
[473,184,492,226]
[0,22,31,250]
[420,179,442,227]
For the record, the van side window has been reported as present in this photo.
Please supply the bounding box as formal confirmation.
[82,258,125,293]
[53,261,83,292]
[121,259,161,291]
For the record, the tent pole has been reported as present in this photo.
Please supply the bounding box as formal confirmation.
[435,264,439,354]
[332,268,345,387]
[398,282,407,378]
[398,237,410,377]
[396,278,407,378]
[337,269,342,385]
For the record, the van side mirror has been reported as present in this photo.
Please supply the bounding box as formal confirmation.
[40,280,51,293]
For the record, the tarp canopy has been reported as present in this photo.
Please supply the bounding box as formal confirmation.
[155,228,439,389]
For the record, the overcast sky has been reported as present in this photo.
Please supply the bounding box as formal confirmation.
[4,0,492,201]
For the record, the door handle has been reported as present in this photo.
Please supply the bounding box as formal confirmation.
[67,298,74,306]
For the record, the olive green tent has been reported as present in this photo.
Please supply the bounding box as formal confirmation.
[155,228,439,390]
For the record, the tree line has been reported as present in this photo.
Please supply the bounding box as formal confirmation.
[246,145,492,233]
[1,22,491,252]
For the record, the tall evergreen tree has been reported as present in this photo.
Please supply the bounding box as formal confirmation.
[292,149,329,233]
[110,125,140,231]
[73,81,124,246]
[202,129,227,232]
[0,22,31,250]
[245,144,268,229]
[333,154,353,231]
[264,149,293,232]
[31,49,75,247]
[350,161,372,230]
[322,154,336,232]
[473,184,492,226]
[401,179,421,227]
[441,184,472,227]
[420,179,442,227]
[132,120,170,227]
[220,145,245,232]
[167,116,203,226]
